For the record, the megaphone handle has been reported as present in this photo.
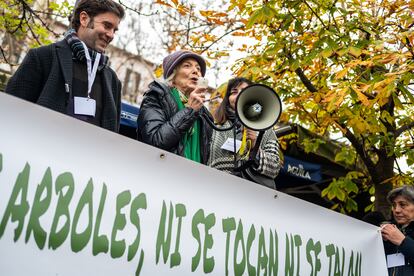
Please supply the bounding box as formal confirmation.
[233,125,238,169]
[248,130,264,162]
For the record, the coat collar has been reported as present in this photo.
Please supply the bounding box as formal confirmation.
[56,40,73,92]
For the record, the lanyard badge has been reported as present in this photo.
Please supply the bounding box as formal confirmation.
[74,42,101,117]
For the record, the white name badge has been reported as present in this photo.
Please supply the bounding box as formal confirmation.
[387,253,405,268]
[221,137,242,153]
[74,97,96,117]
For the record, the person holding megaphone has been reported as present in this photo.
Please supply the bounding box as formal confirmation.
[208,78,283,188]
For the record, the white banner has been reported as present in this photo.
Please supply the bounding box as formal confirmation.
[0,93,387,275]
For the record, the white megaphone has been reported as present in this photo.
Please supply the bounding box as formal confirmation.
[235,84,282,131]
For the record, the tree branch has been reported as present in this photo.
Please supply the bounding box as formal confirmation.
[0,45,10,64]
[295,67,318,92]
[396,121,414,138]
[339,123,376,176]
[118,1,157,16]
[195,25,244,54]
[302,0,327,29]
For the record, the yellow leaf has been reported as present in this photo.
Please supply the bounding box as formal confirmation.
[199,10,213,17]
[336,48,348,57]
[321,48,334,58]
[154,66,163,78]
[352,86,370,106]
[335,67,349,79]
[154,0,173,8]
[349,46,362,58]
[176,5,189,16]
[211,18,225,25]
[232,31,246,36]
[213,12,228,17]
[349,117,367,133]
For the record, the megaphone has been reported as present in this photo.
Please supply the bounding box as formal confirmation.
[235,84,282,131]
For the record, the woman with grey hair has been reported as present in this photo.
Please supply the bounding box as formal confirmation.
[137,50,213,164]
[381,185,414,276]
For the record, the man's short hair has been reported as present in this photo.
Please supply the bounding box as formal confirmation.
[71,0,125,31]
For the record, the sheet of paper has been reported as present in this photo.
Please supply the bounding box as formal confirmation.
[221,137,242,153]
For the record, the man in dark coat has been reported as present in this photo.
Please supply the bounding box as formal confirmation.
[5,0,125,132]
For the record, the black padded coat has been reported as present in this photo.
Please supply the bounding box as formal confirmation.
[137,80,213,164]
[384,221,414,276]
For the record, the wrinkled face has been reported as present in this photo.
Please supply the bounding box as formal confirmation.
[228,82,249,111]
[392,195,414,226]
[172,58,202,95]
[77,11,120,53]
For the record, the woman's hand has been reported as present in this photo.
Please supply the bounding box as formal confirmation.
[186,86,206,111]
[245,128,257,147]
[381,224,406,245]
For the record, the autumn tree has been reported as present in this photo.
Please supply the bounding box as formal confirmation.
[4,0,414,215]
[140,0,240,86]
[0,0,72,62]
[168,0,414,215]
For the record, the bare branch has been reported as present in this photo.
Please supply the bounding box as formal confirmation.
[294,67,318,92]
[396,122,414,138]
[302,0,327,29]
[340,123,376,176]
[118,0,157,16]
[196,25,244,54]
[0,45,10,64]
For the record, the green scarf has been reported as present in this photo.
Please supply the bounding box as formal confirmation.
[170,87,201,163]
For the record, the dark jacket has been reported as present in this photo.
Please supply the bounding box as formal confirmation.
[137,80,213,164]
[5,40,122,132]
[384,221,414,276]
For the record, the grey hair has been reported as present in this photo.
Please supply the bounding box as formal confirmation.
[387,185,414,204]
[164,69,177,87]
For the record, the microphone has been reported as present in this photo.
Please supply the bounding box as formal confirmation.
[197,77,208,88]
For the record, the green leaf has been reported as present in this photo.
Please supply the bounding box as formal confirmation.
[380,110,394,125]
[364,203,374,212]
[391,93,404,109]
[337,189,346,201]
[335,147,356,166]
[321,187,329,197]
[345,198,358,212]
[344,180,358,194]
[246,9,263,29]
[407,150,414,166]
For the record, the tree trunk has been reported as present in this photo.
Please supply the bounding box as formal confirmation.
[373,156,395,219]
[374,182,393,219]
